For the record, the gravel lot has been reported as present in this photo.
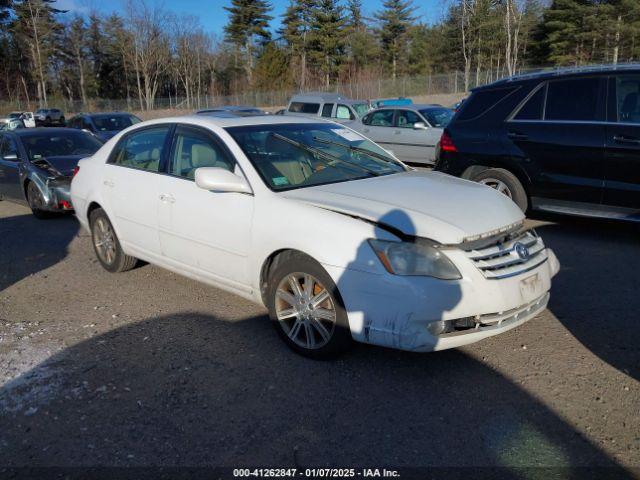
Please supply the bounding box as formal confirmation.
[0,200,638,473]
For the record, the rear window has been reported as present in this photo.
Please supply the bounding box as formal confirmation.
[545,78,600,121]
[289,102,320,114]
[457,87,518,121]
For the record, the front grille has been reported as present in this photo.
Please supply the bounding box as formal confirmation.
[464,229,547,279]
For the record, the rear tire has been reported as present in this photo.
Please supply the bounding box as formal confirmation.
[473,168,528,212]
[89,208,138,273]
[266,251,352,359]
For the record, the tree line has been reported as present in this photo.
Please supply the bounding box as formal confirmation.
[1,0,639,110]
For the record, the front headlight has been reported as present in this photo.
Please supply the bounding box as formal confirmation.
[368,239,461,280]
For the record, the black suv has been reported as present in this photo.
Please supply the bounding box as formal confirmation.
[434,65,640,220]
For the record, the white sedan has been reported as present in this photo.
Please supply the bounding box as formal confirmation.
[71,115,560,358]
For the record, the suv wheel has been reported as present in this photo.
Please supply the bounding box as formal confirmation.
[266,251,352,359]
[473,168,528,212]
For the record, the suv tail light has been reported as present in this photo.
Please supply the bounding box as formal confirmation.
[72,166,80,177]
[440,131,458,153]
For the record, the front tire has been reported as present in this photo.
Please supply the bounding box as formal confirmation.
[26,181,52,219]
[89,208,138,273]
[266,251,352,359]
[473,167,528,212]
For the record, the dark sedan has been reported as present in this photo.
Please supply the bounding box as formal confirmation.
[67,112,141,142]
[0,128,103,218]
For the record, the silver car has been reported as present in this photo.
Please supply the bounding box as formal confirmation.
[347,104,453,166]
[286,92,371,122]
[34,108,65,126]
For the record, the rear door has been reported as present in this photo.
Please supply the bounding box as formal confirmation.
[506,76,606,206]
[0,134,23,201]
[602,74,640,214]
[102,124,173,257]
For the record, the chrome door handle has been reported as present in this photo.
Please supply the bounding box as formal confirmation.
[159,193,175,204]
[103,180,115,187]
[507,131,529,141]
[394,130,402,135]
[613,135,640,145]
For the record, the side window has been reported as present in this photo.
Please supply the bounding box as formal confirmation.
[289,102,320,114]
[0,136,18,160]
[110,126,170,172]
[513,83,546,121]
[321,103,334,117]
[368,109,395,127]
[395,110,421,128]
[545,78,600,121]
[169,126,234,179]
[335,105,354,120]
[615,75,640,123]
[457,87,517,121]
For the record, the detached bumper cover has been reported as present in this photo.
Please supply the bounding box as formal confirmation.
[39,178,74,211]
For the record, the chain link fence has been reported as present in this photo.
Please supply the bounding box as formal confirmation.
[0,67,545,115]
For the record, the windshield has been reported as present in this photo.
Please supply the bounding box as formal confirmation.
[226,123,406,191]
[419,108,454,128]
[21,131,103,160]
[352,103,370,118]
[92,114,140,131]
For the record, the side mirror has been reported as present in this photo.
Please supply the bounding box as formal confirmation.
[3,153,18,161]
[195,167,252,194]
[413,122,428,130]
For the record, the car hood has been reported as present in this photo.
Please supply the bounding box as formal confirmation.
[32,155,85,177]
[95,130,118,141]
[279,171,525,245]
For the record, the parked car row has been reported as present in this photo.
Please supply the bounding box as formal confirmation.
[0,111,141,217]
[6,64,637,360]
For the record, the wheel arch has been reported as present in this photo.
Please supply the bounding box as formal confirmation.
[259,248,311,306]
[462,162,532,198]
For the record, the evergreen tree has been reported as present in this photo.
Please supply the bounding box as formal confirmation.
[308,0,346,87]
[280,0,315,89]
[223,0,273,84]
[374,0,416,79]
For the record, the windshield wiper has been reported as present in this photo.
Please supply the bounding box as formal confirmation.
[269,133,381,177]
[312,136,404,169]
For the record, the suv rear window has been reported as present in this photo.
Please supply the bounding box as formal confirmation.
[545,78,600,121]
[457,86,517,121]
[289,102,320,114]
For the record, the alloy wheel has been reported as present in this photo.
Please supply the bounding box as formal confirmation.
[478,178,513,199]
[93,217,117,266]
[275,273,336,350]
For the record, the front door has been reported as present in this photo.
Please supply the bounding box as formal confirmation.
[393,109,439,164]
[157,124,254,287]
[361,109,397,156]
[602,74,640,214]
[506,77,606,205]
[0,135,23,201]
[101,124,173,257]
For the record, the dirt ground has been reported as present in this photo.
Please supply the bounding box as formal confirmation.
[0,200,638,474]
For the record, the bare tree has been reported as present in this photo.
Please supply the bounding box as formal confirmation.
[125,0,170,110]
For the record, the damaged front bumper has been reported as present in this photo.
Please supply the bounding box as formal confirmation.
[37,177,74,211]
[324,248,560,353]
